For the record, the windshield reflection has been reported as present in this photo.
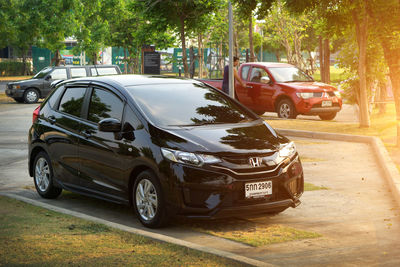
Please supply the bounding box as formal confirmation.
[268,67,313,83]
[127,83,255,127]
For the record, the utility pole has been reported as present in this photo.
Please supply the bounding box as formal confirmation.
[228,1,234,99]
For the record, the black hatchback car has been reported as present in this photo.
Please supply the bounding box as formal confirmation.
[28,75,303,228]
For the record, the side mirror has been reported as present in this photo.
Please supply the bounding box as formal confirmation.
[261,76,271,84]
[45,75,52,81]
[98,118,121,132]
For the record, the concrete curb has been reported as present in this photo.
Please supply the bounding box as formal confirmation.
[277,128,400,208]
[0,193,272,267]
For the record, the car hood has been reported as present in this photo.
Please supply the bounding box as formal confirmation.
[8,78,41,85]
[277,81,337,92]
[151,119,289,155]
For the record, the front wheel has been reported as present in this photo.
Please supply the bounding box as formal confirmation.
[277,99,297,119]
[33,151,62,199]
[133,170,169,228]
[319,112,337,120]
[24,88,39,104]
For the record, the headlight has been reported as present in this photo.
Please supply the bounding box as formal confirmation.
[13,85,21,89]
[334,91,341,97]
[279,141,296,158]
[296,92,313,99]
[161,148,221,166]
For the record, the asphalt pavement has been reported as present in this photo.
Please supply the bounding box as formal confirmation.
[1,102,400,266]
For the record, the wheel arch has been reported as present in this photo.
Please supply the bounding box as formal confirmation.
[29,146,47,177]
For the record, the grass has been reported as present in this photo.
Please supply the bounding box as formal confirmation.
[0,76,30,81]
[187,219,320,247]
[0,92,14,103]
[304,182,329,191]
[0,196,243,266]
[312,66,347,85]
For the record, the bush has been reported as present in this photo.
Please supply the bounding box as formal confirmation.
[0,61,32,76]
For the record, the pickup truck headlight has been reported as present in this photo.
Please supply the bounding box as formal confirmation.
[296,92,313,99]
[161,148,221,166]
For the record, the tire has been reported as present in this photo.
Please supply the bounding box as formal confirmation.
[133,170,169,228]
[277,99,297,119]
[319,112,337,120]
[13,97,24,103]
[33,151,62,199]
[24,88,39,104]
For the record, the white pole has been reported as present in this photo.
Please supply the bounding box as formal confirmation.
[228,1,234,99]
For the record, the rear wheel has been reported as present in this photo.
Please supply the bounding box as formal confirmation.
[24,88,39,104]
[319,112,337,120]
[133,170,169,228]
[277,99,297,119]
[33,151,62,199]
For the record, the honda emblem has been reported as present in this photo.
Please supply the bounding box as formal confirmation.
[249,157,262,167]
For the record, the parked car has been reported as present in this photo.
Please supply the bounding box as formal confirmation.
[6,65,121,104]
[199,62,342,120]
[28,75,304,228]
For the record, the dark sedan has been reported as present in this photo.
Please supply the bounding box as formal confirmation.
[28,75,303,228]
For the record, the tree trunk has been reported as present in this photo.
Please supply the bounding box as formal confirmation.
[22,51,27,76]
[198,33,203,79]
[324,39,330,84]
[353,9,370,127]
[249,16,255,62]
[179,15,189,78]
[319,36,324,82]
[93,52,97,65]
[378,80,387,115]
[275,50,281,62]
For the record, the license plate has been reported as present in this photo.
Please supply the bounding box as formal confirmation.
[245,180,272,199]
[322,101,332,107]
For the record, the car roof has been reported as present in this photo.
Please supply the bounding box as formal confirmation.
[62,74,198,87]
[241,62,295,68]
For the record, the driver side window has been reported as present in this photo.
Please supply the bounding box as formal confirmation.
[250,68,269,83]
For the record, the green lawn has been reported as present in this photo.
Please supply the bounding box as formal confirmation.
[0,196,243,266]
[312,66,347,85]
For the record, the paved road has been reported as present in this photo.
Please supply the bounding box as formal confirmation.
[1,102,399,266]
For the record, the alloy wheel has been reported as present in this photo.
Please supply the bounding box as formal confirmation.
[135,178,158,221]
[35,157,50,192]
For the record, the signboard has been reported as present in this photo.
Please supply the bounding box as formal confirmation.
[143,52,160,74]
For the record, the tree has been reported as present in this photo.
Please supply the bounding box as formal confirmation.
[141,0,221,77]
[262,0,311,72]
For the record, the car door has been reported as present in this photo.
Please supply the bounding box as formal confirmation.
[246,67,275,112]
[235,65,252,105]
[44,68,68,97]
[47,85,87,188]
[78,86,127,201]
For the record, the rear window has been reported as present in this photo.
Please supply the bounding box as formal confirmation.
[127,83,255,127]
[70,68,87,78]
[91,67,118,76]
[58,87,86,117]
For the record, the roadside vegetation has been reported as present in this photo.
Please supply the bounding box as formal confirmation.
[0,196,243,266]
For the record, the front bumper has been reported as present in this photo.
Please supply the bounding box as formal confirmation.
[5,88,24,98]
[162,155,304,219]
[295,97,342,115]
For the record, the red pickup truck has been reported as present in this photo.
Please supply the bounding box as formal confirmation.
[199,62,342,120]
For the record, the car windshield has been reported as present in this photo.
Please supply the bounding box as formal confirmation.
[126,82,256,127]
[33,67,52,79]
[268,67,313,83]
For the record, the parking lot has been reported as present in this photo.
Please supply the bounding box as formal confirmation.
[1,101,400,266]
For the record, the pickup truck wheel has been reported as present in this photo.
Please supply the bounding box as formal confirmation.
[24,88,39,104]
[277,99,297,119]
[319,112,337,120]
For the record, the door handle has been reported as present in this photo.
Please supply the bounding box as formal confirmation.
[246,85,253,89]
[48,116,56,124]
[81,130,92,138]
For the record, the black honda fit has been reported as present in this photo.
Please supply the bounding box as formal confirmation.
[28,75,303,228]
